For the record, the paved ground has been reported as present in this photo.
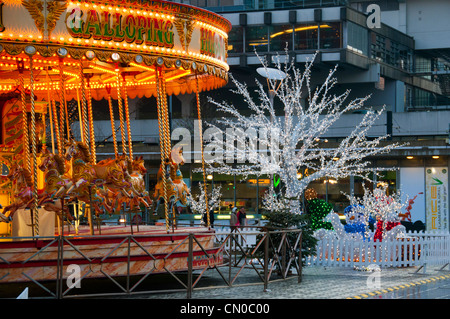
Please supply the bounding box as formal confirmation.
[137,264,450,299]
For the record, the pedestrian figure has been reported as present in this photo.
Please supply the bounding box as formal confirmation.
[237,207,247,228]
[230,207,238,231]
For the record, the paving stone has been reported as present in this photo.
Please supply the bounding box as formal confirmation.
[134,265,449,299]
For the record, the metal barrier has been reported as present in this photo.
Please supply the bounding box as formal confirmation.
[0,227,302,299]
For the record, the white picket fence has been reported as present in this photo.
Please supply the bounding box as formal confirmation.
[210,224,450,270]
[214,226,259,250]
[305,230,450,269]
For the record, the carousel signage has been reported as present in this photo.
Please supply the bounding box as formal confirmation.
[64,2,227,62]
[66,7,175,48]
[0,0,229,65]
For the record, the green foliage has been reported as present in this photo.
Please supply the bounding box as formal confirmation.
[306,198,334,231]
[261,207,318,266]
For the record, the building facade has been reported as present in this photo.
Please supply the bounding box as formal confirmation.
[81,0,450,231]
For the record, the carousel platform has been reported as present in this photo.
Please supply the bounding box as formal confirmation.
[0,221,222,284]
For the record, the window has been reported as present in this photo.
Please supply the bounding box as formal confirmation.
[319,22,341,49]
[246,25,269,53]
[270,24,294,52]
[294,23,319,50]
[228,26,244,53]
[347,21,368,55]
[376,170,397,195]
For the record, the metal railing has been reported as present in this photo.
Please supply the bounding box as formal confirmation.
[0,227,302,299]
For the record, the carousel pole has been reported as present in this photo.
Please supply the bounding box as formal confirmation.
[51,93,62,156]
[76,88,84,144]
[86,76,96,164]
[58,58,69,140]
[115,67,127,157]
[195,75,210,228]
[79,63,90,155]
[121,75,133,160]
[17,60,30,172]
[29,57,39,237]
[79,62,94,235]
[106,86,119,158]
[46,69,55,154]
[159,70,176,231]
[156,67,170,233]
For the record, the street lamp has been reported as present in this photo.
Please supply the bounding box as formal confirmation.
[256,67,287,200]
[256,67,287,104]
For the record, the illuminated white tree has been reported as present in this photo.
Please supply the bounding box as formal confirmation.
[188,183,222,219]
[203,52,403,213]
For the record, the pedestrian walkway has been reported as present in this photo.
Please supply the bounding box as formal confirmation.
[139,265,450,299]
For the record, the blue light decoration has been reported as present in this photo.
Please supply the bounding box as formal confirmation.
[343,205,375,241]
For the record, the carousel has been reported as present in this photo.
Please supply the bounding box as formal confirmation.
[0,0,230,284]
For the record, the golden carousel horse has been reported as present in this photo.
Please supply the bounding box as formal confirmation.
[153,146,190,215]
[0,162,66,222]
[128,156,152,209]
[38,147,86,202]
[101,155,152,212]
[63,140,118,215]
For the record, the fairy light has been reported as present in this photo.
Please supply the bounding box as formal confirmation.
[88,63,117,75]
[165,70,191,82]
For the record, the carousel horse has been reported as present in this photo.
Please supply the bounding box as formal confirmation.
[0,162,67,222]
[38,147,86,202]
[66,141,132,194]
[105,155,152,212]
[64,140,116,215]
[153,146,190,215]
[128,156,152,209]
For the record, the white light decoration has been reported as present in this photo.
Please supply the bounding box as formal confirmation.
[201,51,405,214]
[188,183,222,222]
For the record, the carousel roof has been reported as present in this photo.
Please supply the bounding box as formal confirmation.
[0,0,231,100]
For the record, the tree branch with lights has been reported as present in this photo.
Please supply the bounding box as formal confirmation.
[202,52,404,213]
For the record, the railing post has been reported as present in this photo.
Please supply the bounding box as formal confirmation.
[281,232,286,278]
[126,236,131,294]
[298,231,302,283]
[264,229,269,292]
[56,234,63,299]
[228,231,233,285]
[187,233,193,298]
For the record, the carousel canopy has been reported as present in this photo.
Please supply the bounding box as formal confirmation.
[0,0,231,100]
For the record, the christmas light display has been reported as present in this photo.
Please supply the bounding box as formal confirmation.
[307,198,333,231]
[201,51,404,214]
[342,184,408,242]
[188,182,221,220]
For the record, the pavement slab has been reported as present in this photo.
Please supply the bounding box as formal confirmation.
[136,264,450,299]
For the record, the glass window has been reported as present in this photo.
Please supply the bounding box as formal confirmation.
[306,176,350,214]
[246,25,269,53]
[319,22,341,49]
[269,24,294,52]
[326,177,350,214]
[347,21,368,56]
[209,173,236,214]
[294,23,319,50]
[307,176,327,201]
[228,26,244,54]
[376,170,398,195]
[236,178,258,214]
[354,174,374,199]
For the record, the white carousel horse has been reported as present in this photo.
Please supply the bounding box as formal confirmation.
[153,146,190,215]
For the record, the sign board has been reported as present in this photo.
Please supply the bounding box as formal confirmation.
[425,167,449,231]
